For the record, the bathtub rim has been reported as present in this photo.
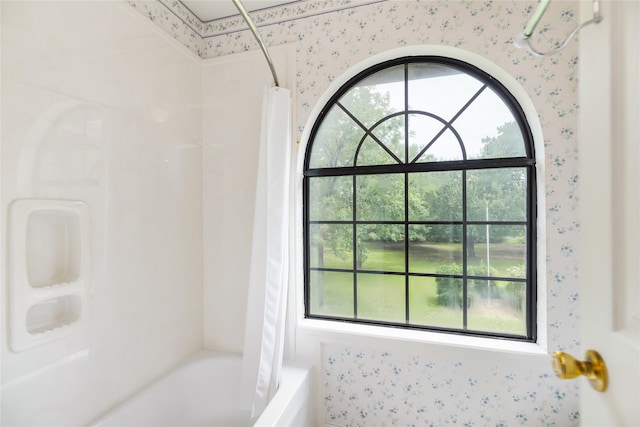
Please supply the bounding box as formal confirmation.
[88,348,313,427]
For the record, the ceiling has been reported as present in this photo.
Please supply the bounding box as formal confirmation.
[181,1,294,22]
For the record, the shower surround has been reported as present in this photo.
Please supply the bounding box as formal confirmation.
[1,2,203,425]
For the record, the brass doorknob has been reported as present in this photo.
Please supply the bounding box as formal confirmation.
[551,349,608,392]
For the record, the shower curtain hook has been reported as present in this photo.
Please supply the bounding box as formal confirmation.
[514,0,602,57]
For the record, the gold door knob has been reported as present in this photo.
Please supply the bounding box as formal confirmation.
[551,349,608,392]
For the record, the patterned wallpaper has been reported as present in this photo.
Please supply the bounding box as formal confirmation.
[131,1,582,425]
[323,343,579,426]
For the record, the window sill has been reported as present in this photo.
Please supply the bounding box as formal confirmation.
[297,318,549,358]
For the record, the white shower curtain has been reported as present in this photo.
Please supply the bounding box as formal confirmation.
[240,86,292,418]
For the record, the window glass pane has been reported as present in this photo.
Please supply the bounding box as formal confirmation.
[356,273,405,323]
[409,225,462,274]
[309,176,353,221]
[309,224,353,269]
[452,90,526,160]
[356,225,405,272]
[309,105,363,168]
[339,65,405,128]
[409,276,463,328]
[356,136,399,167]
[467,224,526,279]
[309,271,354,318]
[408,63,483,122]
[467,279,526,336]
[356,174,404,221]
[408,114,463,162]
[370,114,405,163]
[408,171,462,221]
[467,168,527,222]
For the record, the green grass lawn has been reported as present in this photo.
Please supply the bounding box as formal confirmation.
[310,240,527,335]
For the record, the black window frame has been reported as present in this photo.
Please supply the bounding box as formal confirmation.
[303,56,537,342]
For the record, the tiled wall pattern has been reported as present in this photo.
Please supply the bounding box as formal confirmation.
[133,1,582,425]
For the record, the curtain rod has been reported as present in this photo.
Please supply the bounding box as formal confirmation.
[232,0,280,87]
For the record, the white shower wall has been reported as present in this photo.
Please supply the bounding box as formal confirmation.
[1,2,203,426]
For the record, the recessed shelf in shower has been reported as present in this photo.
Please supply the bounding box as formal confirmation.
[26,208,82,288]
[9,199,90,352]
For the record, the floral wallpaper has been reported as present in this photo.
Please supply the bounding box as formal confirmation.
[132,0,581,425]
[127,0,204,56]
[322,343,579,426]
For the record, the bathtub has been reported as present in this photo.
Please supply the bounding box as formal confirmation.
[90,350,314,427]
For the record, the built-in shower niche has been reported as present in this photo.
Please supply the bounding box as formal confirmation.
[9,199,90,352]
[26,295,83,334]
[26,208,82,288]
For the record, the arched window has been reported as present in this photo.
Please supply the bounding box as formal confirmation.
[303,55,536,341]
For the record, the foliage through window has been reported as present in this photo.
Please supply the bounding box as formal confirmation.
[303,56,536,341]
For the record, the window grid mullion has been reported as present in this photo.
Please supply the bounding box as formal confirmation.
[404,172,410,324]
[404,63,410,325]
[309,266,527,284]
[352,175,358,319]
[410,84,488,164]
[462,169,468,330]
[305,157,535,178]
[309,219,528,226]
[337,102,403,166]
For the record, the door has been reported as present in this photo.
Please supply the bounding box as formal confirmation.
[579,1,639,425]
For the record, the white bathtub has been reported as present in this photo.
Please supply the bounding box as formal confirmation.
[90,350,314,427]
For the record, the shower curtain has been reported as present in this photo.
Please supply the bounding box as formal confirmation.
[240,86,292,418]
